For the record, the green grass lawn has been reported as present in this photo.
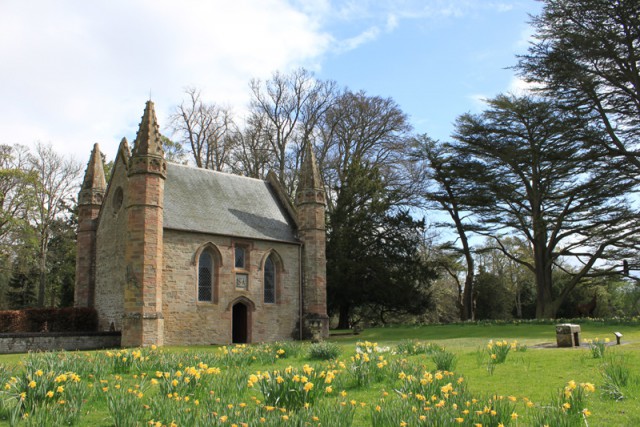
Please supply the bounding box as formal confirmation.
[344,321,640,426]
[0,321,638,426]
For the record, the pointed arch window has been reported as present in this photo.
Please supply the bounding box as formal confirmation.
[198,250,215,302]
[264,255,276,304]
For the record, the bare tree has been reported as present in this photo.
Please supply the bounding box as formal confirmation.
[319,90,423,328]
[319,90,413,213]
[227,112,273,179]
[28,143,81,307]
[249,68,337,194]
[170,87,235,170]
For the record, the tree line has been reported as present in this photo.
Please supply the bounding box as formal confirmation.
[1,0,639,325]
[0,143,81,309]
[414,0,640,321]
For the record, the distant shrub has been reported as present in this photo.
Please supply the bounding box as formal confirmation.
[420,317,640,327]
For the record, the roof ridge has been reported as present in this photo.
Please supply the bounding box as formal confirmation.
[167,162,268,183]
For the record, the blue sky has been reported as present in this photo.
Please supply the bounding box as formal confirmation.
[0,0,540,162]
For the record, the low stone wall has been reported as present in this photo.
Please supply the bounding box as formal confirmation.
[0,331,121,354]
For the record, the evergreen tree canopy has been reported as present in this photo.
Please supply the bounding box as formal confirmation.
[517,0,640,175]
[327,163,434,329]
[452,94,640,318]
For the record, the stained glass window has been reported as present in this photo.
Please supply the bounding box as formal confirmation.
[264,255,276,303]
[235,246,245,269]
[198,251,213,301]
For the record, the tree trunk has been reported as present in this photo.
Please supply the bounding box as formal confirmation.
[534,255,555,319]
[456,283,464,319]
[462,272,474,320]
[337,303,351,330]
[532,200,554,319]
[37,251,46,307]
[533,230,547,318]
[514,286,523,318]
[452,201,474,321]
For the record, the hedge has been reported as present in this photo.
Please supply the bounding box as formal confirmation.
[0,307,98,333]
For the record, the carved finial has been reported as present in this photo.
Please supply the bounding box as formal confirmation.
[298,143,323,192]
[79,143,107,205]
[132,100,164,158]
[296,142,325,207]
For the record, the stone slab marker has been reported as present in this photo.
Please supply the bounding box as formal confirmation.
[556,323,581,347]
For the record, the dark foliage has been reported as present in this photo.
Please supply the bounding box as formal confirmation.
[6,259,38,309]
[473,270,514,320]
[46,213,78,307]
[517,0,640,177]
[0,307,98,333]
[327,164,435,329]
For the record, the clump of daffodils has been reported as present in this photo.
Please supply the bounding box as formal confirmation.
[586,337,609,358]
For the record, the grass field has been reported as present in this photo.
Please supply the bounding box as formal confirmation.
[0,320,638,426]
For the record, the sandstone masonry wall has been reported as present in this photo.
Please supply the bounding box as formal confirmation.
[162,229,301,345]
[0,332,121,354]
[94,159,129,331]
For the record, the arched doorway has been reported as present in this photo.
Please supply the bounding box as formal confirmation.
[232,303,248,343]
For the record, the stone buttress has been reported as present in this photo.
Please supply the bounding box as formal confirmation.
[123,101,167,347]
[295,143,329,339]
[75,143,106,308]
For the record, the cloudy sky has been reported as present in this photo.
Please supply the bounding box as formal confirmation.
[0,0,540,163]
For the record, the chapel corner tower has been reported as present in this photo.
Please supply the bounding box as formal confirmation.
[123,100,167,347]
[295,142,329,339]
[75,143,107,308]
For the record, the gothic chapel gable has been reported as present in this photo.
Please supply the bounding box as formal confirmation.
[75,101,328,346]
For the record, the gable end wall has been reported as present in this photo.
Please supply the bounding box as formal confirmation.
[162,229,301,345]
[94,159,129,331]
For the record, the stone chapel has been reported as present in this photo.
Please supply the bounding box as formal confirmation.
[74,101,329,347]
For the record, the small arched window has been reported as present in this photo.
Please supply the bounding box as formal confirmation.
[264,255,276,304]
[198,250,214,302]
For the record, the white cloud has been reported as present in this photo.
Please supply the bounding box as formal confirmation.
[386,13,399,31]
[491,2,514,13]
[468,93,489,111]
[507,76,540,95]
[0,0,540,164]
[337,26,382,53]
[514,22,536,50]
[0,0,332,161]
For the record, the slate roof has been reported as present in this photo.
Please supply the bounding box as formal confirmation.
[163,163,298,243]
